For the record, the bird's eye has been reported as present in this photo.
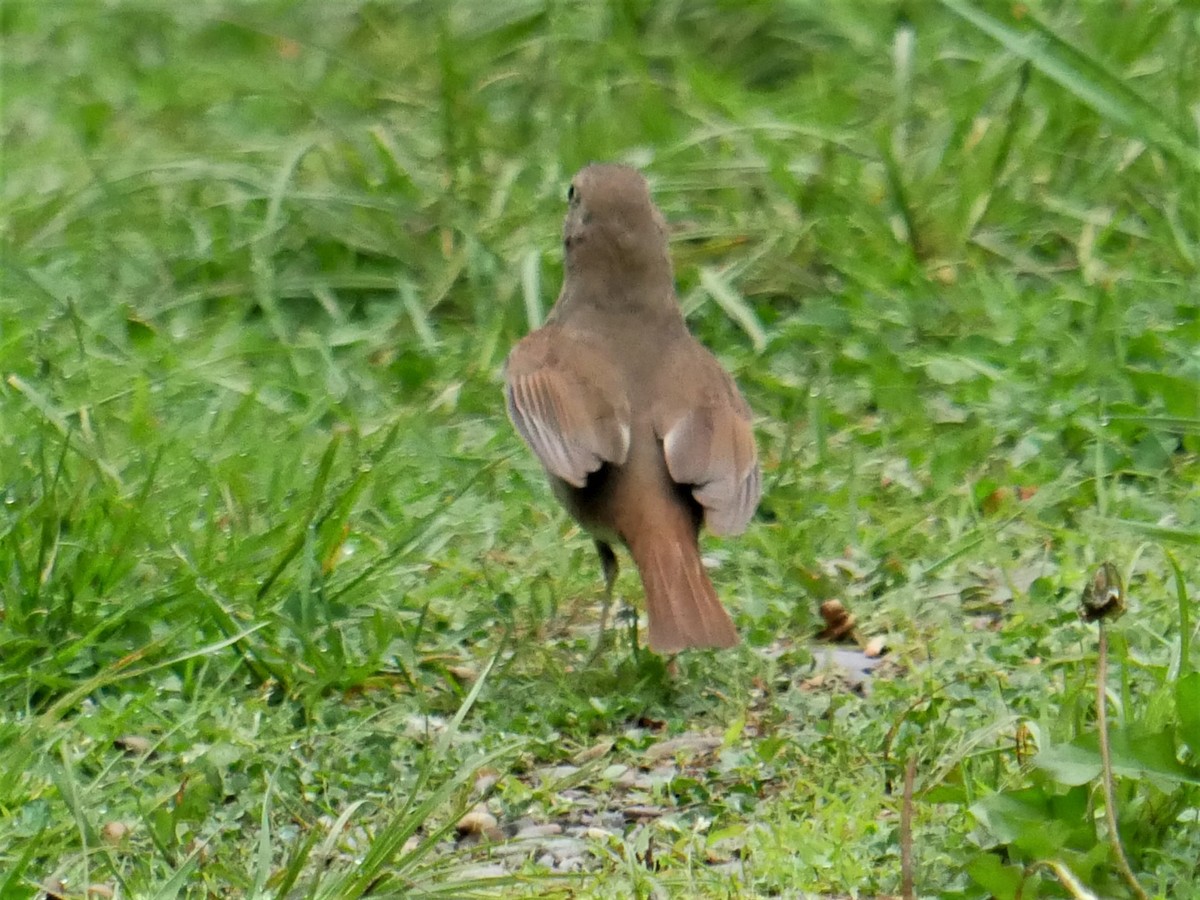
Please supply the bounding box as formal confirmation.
[567,184,576,203]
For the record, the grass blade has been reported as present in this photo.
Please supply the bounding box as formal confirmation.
[940,0,1200,172]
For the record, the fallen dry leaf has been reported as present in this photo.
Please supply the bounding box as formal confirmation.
[622,804,666,820]
[101,821,130,844]
[817,599,856,641]
[573,738,614,765]
[445,665,477,684]
[456,806,501,841]
[643,732,722,763]
[114,735,153,756]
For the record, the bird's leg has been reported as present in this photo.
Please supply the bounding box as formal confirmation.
[588,541,619,662]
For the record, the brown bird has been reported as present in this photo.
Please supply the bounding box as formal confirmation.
[504,164,760,653]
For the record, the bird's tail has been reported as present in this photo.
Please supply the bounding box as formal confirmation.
[628,526,739,653]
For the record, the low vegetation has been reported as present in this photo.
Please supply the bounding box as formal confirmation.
[2,1,1198,897]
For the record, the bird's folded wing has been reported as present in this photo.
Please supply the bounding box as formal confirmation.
[504,326,631,487]
[656,359,760,536]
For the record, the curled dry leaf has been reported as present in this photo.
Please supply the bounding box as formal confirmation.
[643,732,722,763]
[800,672,857,694]
[445,665,477,684]
[817,599,856,641]
[622,804,666,821]
[474,768,500,796]
[101,821,130,844]
[572,738,614,765]
[932,262,958,285]
[863,636,887,658]
[455,806,501,841]
[114,735,154,756]
[1080,561,1125,622]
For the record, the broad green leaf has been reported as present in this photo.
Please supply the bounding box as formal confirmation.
[1177,672,1200,755]
[967,852,1024,900]
[1033,742,1102,786]
[1036,728,1200,787]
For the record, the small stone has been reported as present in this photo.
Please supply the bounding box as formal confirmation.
[648,764,677,782]
[454,863,507,880]
[584,810,625,829]
[492,841,535,858]
[601,763,628,781]
[541,836,587,860]
[515,823,563,840]
[503,816,535,837]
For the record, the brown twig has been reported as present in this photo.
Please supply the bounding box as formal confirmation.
[901,755,916,900]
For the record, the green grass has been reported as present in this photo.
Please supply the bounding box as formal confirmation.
[2,1,1199,897]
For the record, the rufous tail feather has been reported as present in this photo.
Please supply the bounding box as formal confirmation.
[629,528,738,653]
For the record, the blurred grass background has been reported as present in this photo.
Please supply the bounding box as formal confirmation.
[2,1,1199,896]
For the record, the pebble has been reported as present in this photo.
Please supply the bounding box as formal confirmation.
[455,863,507,880]
[582,810,625,829]
[514,823,563,840]
[539,836,587,859]
[614,768,653,790]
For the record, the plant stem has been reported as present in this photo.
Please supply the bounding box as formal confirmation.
[1096,623,1149,900]
[901,755,916,900]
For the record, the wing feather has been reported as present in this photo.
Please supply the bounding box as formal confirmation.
[656,350,760,535]
[505,326,630,487]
